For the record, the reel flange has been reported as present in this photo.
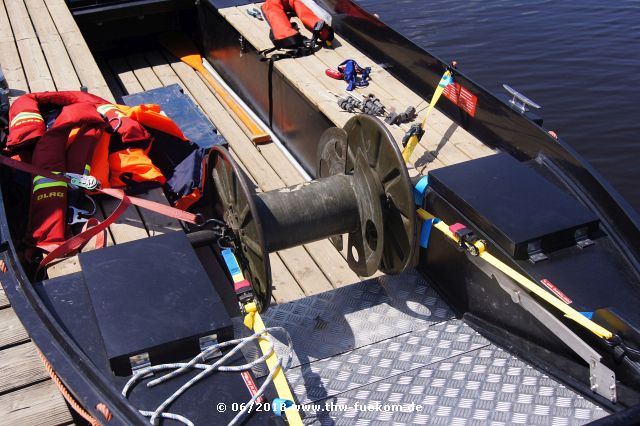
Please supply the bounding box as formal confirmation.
[210,115,416,311]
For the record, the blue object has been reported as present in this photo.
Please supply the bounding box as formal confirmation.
[440,74,454,87]
[272,398,294,416]
[580,311,594,319]
[414,175,429,206]
[221,248,241,277]
[420,218,440,249]
[338,60,371,91]
[123,83,225,149]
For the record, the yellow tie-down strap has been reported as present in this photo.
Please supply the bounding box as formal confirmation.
[417,209,613,340]
[244,302,303,426]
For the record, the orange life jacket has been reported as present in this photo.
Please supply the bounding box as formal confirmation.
[262,0,333,49]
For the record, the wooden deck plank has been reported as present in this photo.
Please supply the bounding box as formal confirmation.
[0,284,11,309]
[0,42,29,96]
[269,254,306,303]
[5,1,55,93]
[0,342,48,394]
[45,0,113,101]
[0,308,29,350]
[277,246,333,294]
[109,57,144,95]
[0,287,9,309]
[25,0,81,91]
[5,0,35,42]
[0,379,73,426]
[15,37,56,93]
[0,2,29,95]
[126,54,164,90]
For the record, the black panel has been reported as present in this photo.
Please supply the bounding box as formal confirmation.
[35,273,112,376]
[198,2,334,175]
[429,153,599,258]
[79,231,233,375]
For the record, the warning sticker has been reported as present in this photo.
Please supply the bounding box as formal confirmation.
[241,371,264,403]
[540,278,573,305]
[443,83,478,117]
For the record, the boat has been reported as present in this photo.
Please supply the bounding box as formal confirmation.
[0,0,639,424]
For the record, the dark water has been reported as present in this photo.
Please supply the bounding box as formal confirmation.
[356,0,640,215]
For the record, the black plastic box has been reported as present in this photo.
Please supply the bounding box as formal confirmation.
[428,153,599,259]
[79,231,233,375]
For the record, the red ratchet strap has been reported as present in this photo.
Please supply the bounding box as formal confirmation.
[0,155,203,274]
[0,155,201,224]
[37,201,128,274]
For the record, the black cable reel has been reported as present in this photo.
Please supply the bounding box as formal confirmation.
[209,115,417,311]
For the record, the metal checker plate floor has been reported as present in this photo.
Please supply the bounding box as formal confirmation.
[255,270,608,425]
[299,344,607,425]
[262,270,454,368]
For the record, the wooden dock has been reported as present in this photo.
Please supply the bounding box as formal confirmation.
[0,1,495,424]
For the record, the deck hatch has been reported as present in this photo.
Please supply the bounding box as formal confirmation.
[79,231,233,375]
[429,153,599,259]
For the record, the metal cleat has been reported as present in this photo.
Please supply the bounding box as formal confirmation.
[503,84,541,113]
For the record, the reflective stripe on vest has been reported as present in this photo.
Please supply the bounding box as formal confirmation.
[33,173,67,193]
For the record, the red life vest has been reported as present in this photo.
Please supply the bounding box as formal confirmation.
[5,92,189,256]
[262,0,333,49]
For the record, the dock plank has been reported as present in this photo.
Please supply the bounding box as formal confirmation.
[0,379,73,426]
[0,342,48,394]
[45,0,113,101]
[0,287,9,309]
[269,254,306,303]
[5,1,55,93]
[109,57,144,95]
[127,54,164,90]
[0,308,29,350]
[0,3,28,96]
[25,0,81,91]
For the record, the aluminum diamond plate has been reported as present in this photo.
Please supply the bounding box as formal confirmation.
[261,269,454,368]
[286,320,489,404]
[301,345,608,425]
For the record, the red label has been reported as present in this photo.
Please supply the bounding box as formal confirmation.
[443,83,478,117]
[540,279,573,304]
[241,371,264,403]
